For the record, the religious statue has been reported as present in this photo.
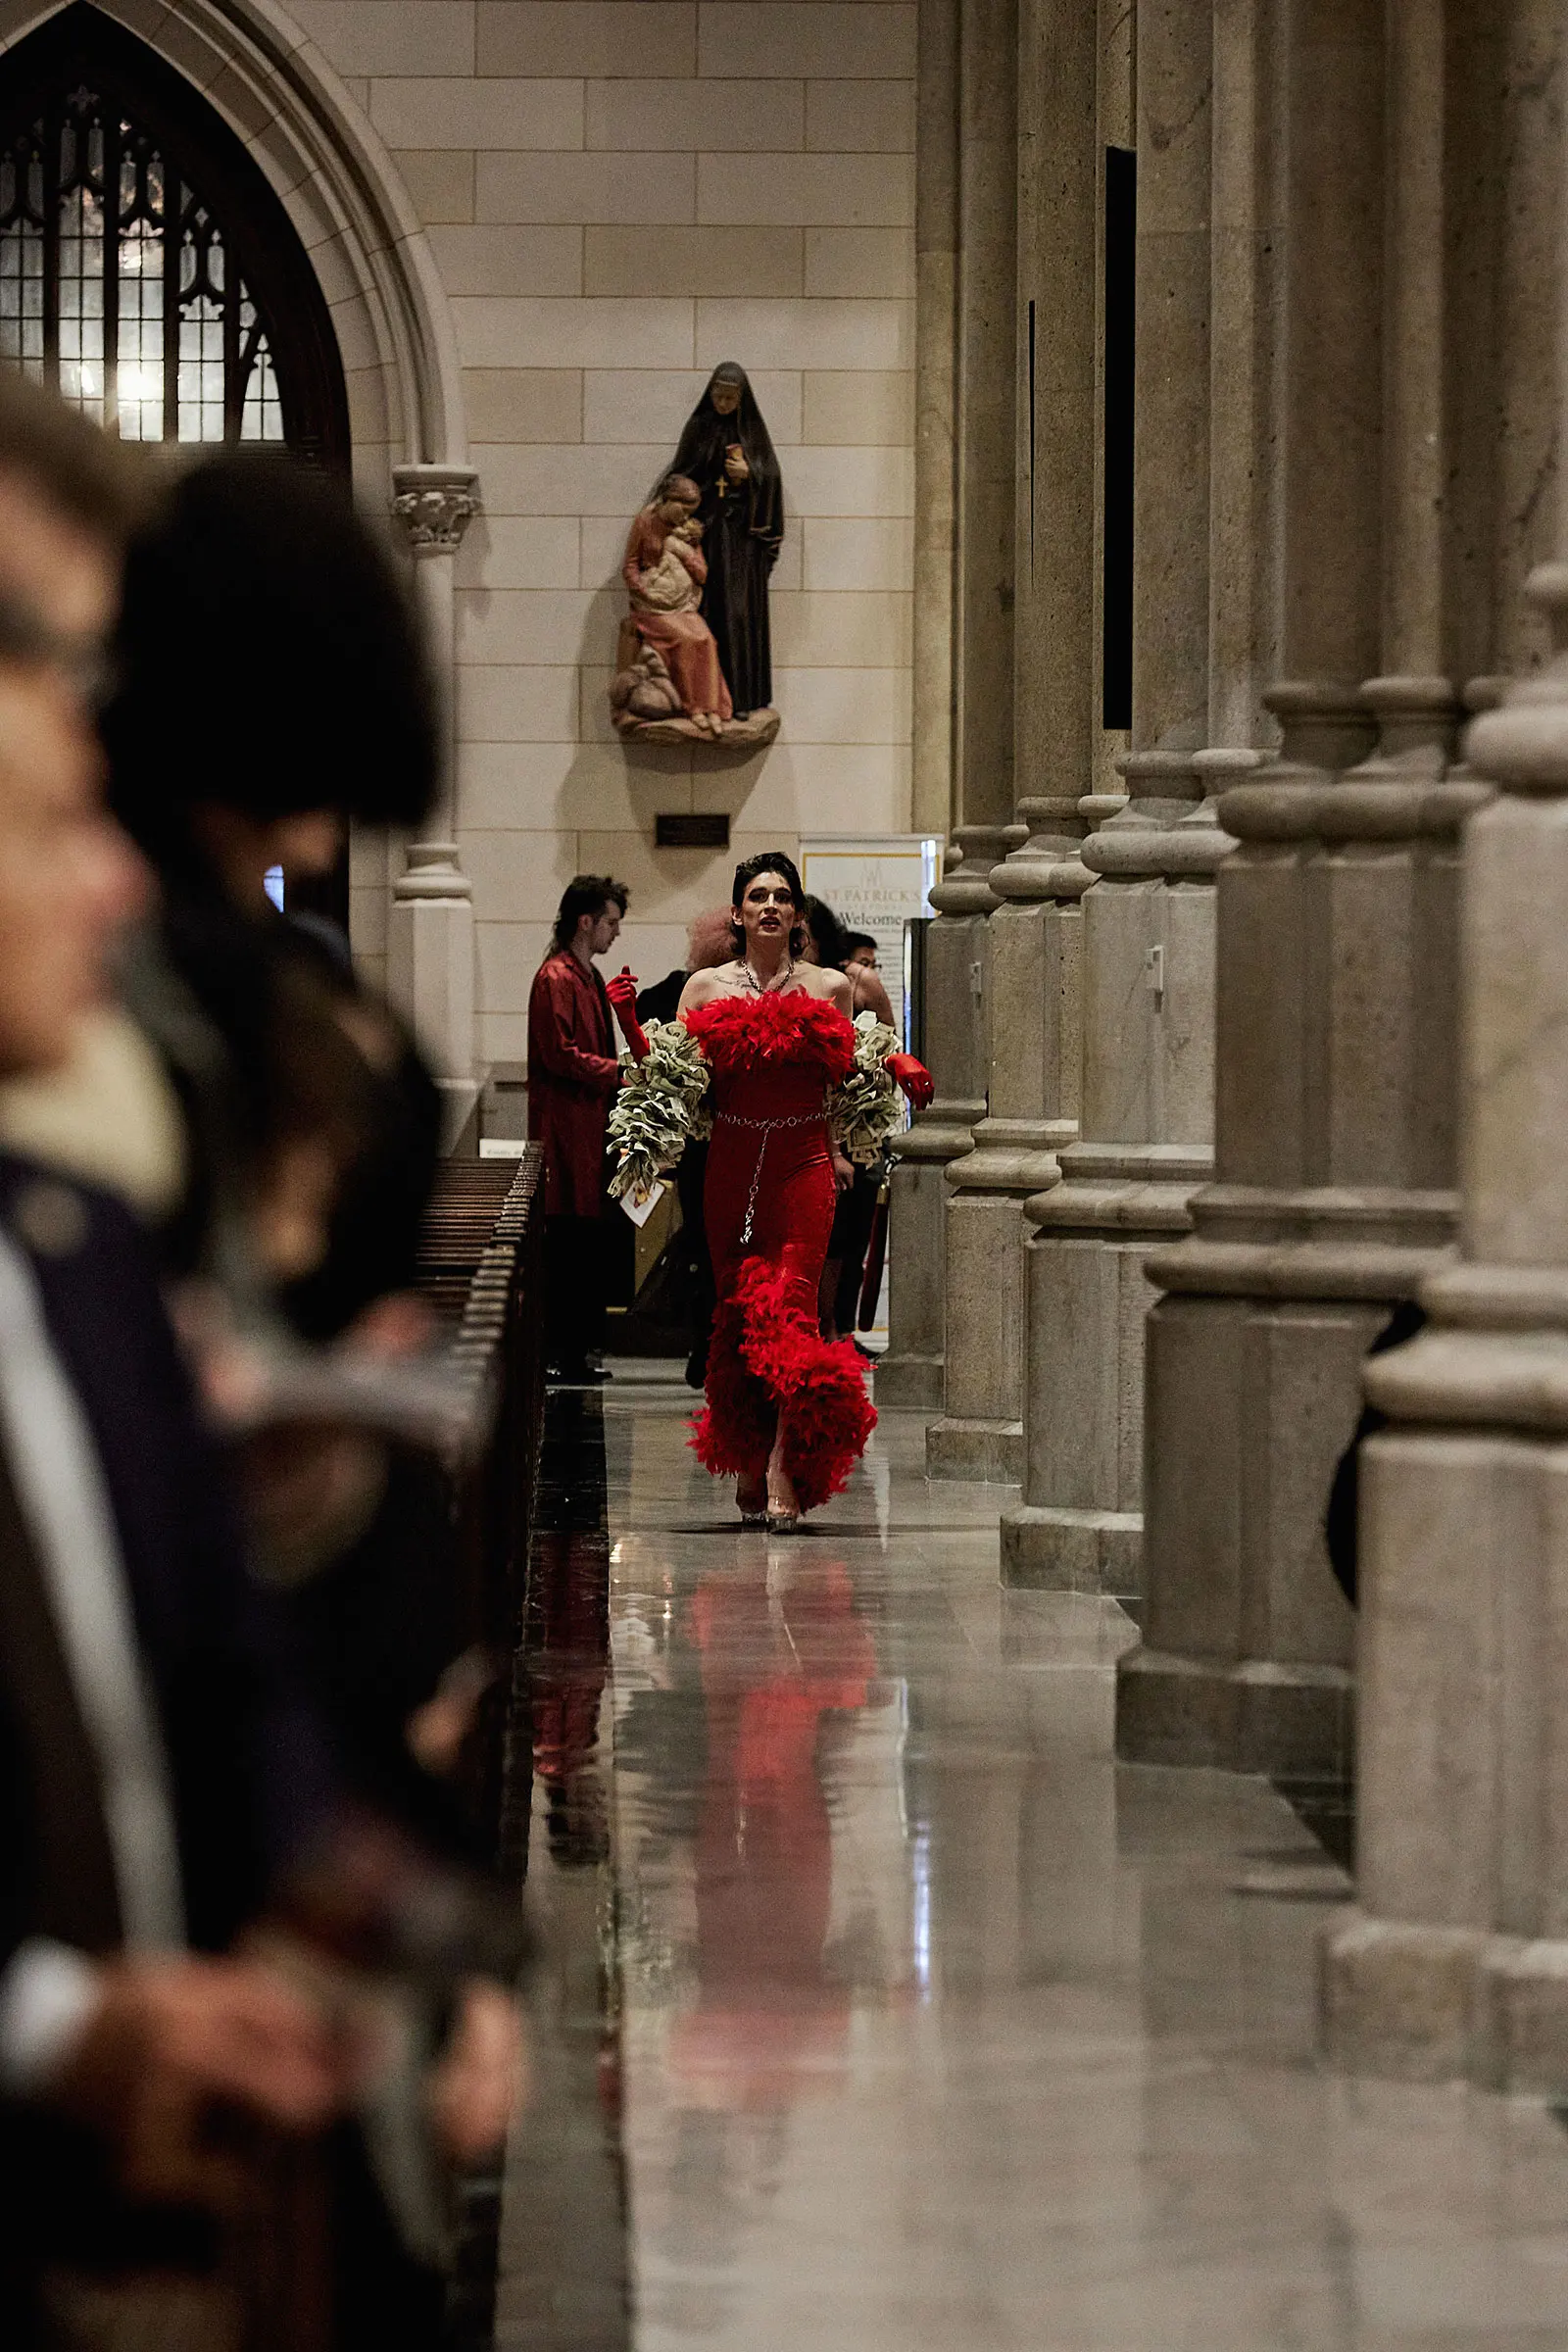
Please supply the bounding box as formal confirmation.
[611,362,783,748]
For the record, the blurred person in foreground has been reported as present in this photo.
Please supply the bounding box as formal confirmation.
[527,873,631,1383]
[0,370,369,2343]
[92,450,526,2342]
[100,453,491,1844]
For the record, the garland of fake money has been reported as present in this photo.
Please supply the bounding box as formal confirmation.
[607,1011,906,1220]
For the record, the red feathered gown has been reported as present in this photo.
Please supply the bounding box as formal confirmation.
[683,994,876,1512]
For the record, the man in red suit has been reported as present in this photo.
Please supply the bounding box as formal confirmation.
[528,874,630,1380]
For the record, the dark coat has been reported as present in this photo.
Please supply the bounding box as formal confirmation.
[527,952,620,1218]
[667,367,783,716]
[0,1152,336,1974]
[0,1152,338,2328]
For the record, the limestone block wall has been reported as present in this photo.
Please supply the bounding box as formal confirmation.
[293,0,916,1060]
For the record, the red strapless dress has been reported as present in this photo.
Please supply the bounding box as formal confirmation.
[682,994,876,1511]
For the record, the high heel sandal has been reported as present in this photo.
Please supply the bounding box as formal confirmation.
[738,1479,768,1528]
[765,1511,801,1535]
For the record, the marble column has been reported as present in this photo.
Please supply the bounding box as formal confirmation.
[885,0,1018,1404]
[1319,11,1568,2094]
[910,0,959,839]
[1115,0,1446,1774]
[926,0,1099,1483]
[388,463,480,1146]
[1321,564,1568,2092]
[951,0,1017,833]
[925,808,1088,1479]
[1001,0,1223,1581]
[880,826,1017,1410]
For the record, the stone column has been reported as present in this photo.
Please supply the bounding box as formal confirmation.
[884,0,1017,1405]
[1118,0,1493,1777]
[925,0,1099,1482]
[883,0,962,1398]
[910,0,959,838]
[1322,563,1568,2092]
[951,0,1017,832]
[1001,0,1224,1582]
[388,463,480,1145]
[1320,14,1568,2095]
[880,825,1017,1410]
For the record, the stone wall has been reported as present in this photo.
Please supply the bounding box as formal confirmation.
[294,0,917,1058]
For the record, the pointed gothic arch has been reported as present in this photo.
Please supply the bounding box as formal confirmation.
[0,0,477,1027]
[0,2,348,462]
[0,0,470,475]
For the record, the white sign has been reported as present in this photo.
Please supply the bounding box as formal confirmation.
[798,835,941,1042]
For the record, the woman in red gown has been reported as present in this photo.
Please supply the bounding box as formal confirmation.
[610,855,933,1530]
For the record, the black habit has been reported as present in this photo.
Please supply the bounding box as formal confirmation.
[667,363,784,716]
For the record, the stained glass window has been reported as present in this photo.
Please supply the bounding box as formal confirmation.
[0,74,287,445]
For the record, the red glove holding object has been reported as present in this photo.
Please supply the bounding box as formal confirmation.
[886,1052,935,1110]
[606,968,651,1061]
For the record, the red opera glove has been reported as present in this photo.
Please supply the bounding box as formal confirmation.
[606,968,651,1061]
[886,1052,935,1110]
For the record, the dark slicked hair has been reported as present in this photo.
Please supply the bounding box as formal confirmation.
[0,361,146,543]
[729,851,808,957]
[553,873,629,953]
[102,449,437,868]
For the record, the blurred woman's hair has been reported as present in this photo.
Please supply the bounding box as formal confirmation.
[686,906,735,972]
[551,873,629,954]
[102,450,437,869]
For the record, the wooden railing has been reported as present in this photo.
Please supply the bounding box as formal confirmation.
[414,1148,546,1839]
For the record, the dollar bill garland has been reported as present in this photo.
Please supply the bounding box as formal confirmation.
[611,1008,904,1205]
[829,1011,906,1166]
[608,1018,713,1204]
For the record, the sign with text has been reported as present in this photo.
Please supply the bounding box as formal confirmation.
[798,835,942,1043]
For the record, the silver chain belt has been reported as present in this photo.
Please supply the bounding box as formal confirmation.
[714,1106,826,1246]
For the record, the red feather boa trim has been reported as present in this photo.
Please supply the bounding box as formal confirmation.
[684,991,856,1083]
[690,1256,876,1514]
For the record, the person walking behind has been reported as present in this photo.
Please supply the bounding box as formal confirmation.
[822,930,899,1348]
[528,876,630,1382]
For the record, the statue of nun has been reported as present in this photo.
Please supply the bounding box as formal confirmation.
[665,362,783,718]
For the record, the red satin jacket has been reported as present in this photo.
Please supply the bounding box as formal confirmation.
[526,951,620,1217]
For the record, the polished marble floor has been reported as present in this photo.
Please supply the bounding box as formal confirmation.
[499,1365,1568,2352]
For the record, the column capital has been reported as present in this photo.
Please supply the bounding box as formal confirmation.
[1465,569,1568,795]
[988,796,1093,904]
[927,823,1024,915]
[390,464,481,554]
[1080,744,1241,879]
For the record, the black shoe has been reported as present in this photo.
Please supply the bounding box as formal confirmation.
[684,1347,709,1390]
[548,1360,611,1386]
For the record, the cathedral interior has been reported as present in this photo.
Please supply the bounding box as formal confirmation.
[5,0,1568,2346]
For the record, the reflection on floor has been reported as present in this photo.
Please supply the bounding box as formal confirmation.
[498,1363,1568,2352]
